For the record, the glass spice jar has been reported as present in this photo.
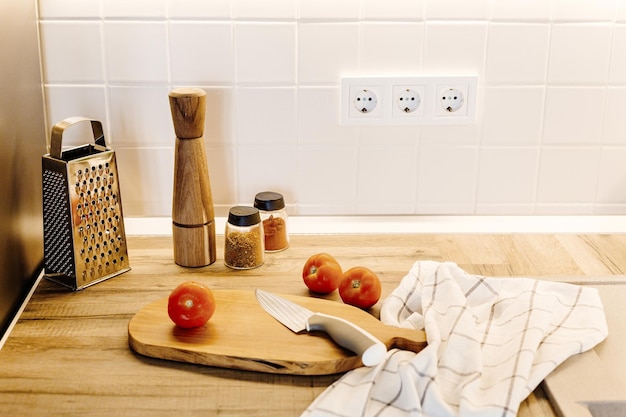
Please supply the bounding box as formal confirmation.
[254,191,288,252]
[224,206,264,269]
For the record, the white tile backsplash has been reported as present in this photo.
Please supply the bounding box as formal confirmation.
[417,145,478,210]
[108,86,173,146]
[169,22,233,84]
[235,22,296,84]
[485,24,549,84]
[298,23,359,84]
[423,23,487,74]
[360,23,423,74]
[542,87,605,144]
[476,147,539,205]
[103,0,166,19]
[40,22,104,83]
[536,147,602,204]
[37,0,626,217]
[481,87,544,145]
[166,0,231,19]
[235,87,297,145]
[104,22,168,82]
[547,24,612,85]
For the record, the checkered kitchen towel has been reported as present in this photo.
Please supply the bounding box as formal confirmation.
[302,261,608,417]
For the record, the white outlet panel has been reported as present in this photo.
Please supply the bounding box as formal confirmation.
[340,75,478,126]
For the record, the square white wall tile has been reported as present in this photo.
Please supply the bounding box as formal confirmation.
[542,87,605,145]
[44,86,108,147]
[297,145,358,205]
[423,23,487,74]
[169,22,233,84]
[235,87,297,145]
[602,88,626,144]
[360,0,423,20]
[206,146,238,213]
[104,22,168,83]
[232,0,295,19]
[596,147,626,204]
[297,87,358,145]
[547,24,612,84]
[360,23,423,74]
[476,147,539,204]
[235,23,296,84]
[359,126,419,146]
[201,88,235,146]
[298,0,359,20]
[166,0,231,19]
[489,0,551,22]
[481,87,544,145]
[552,0,616,22]
[617,3,626,22]
[108,86,173,147]
[609,25,626,85]
[236,145,298,204]
[420,125,480,145]
[536,147,601,204]
[40,22,104,83]
[102,0,166,18]
[417,145,478,206]
[424,0,490,20]
[115,147,174,216]
[485,24,549,84]
[357,145,418,212]
[39,0,101,18]
[298,23,359,84]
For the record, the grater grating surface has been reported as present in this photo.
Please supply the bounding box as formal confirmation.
[43,169,74,276]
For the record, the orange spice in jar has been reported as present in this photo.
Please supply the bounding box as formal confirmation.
[254,191,288,252]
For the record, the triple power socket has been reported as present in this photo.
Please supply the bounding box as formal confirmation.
[340,75,478,126]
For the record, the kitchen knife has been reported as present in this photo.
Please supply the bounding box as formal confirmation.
[582,401,626,417]
[255,289,387,367]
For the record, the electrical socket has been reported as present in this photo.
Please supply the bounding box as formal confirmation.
[340,75,477,126]
[350,87,381,117]
[436,85,468,116]
[392,85,424,118]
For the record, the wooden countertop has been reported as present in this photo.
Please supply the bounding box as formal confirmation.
[2,233,626,416]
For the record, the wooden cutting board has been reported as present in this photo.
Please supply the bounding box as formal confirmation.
[128,289,427,375]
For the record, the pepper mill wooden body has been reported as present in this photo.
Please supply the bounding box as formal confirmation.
[169,88,216,267]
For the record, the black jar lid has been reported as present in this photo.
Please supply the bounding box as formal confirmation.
[254,191,285,211]
[228,206,261,226]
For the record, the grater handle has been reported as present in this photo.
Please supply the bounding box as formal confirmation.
[50,117,105,159]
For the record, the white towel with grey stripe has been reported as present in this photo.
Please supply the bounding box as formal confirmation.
[302,260,608,417]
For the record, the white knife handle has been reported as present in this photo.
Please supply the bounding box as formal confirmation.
[306,312,387,367]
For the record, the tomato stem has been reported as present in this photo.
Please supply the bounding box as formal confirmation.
[351,280,361,289]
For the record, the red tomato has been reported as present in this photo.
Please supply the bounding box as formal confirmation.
[339,267,382,309]
[167,281,216,328]
[302,253,343,294]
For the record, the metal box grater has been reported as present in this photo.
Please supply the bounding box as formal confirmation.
[42,117,130,290]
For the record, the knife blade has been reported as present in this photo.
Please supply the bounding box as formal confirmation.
[255,289,387,367]
[582,401,626,417]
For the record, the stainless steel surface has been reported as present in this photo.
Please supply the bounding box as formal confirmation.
[255,289,312,333]
[0,1,47,339]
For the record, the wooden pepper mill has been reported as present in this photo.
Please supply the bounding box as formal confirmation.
[169,88,216,267]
